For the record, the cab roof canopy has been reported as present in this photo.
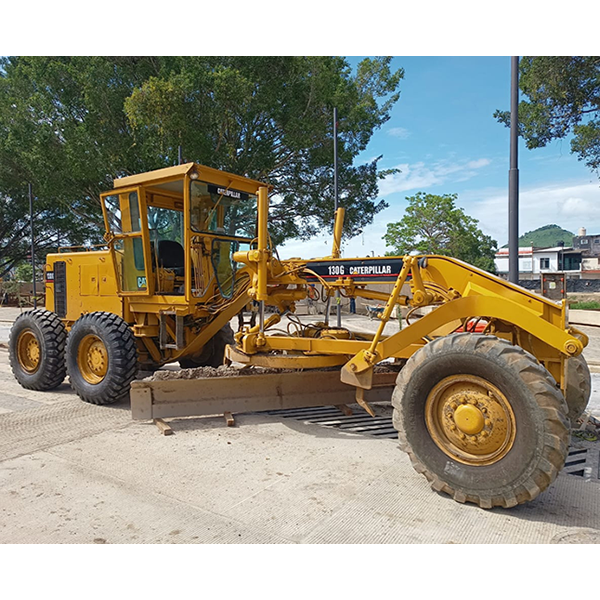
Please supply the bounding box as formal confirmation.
[113,163,271,195]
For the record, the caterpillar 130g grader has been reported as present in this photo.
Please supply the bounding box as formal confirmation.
[9,162,592,509]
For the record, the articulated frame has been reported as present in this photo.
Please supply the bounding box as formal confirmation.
[228,189,587,394]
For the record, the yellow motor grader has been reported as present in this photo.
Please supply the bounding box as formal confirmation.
[9,162,591,509]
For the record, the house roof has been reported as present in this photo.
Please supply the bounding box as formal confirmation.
[534,246,575,253]
[495,247,533,257]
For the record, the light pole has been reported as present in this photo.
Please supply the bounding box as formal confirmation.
[333,107,342,327]
[508,56,520,284]
[29,183,37,308]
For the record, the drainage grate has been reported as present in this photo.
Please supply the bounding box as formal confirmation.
[265,407,600,473]
[563,447,600,481]
[265,405,398,439]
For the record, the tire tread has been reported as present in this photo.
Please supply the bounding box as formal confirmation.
[9,309,67,390]
[66,312,138,405]
[392,333,570,508]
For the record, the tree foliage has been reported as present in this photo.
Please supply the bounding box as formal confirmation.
[0,188,100,279]
[494,57,600,172]
[383,192,498,272]
[0,56,403,268]
[123,57,402,243]
[0,158,101,279]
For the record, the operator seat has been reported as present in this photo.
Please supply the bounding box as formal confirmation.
[157,240,185,277]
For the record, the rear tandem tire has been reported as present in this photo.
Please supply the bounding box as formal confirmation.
[9,309,67,391]
[66,312,138,405]
[565,354,591,423]
[179,324,234,369]
[392,333,570,509]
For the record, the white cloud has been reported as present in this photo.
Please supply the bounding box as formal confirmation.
[466,158,491,169]
[278,212,394,260]
[387,127,410,139]
[461,181,600,245]
[379,157,491,196]
[279,157,494,259]
[561,196,593,216]
[379,162,440,195]
[279,171,600,261]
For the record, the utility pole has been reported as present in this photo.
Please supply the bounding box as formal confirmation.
[508,56,520,284]
[334,107,339,214]
[333,107,342,328]
[29,183,37,308]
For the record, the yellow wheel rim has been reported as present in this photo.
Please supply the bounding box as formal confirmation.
[77,334,108,384]
[17,329,41,373]
[425,374,516,466]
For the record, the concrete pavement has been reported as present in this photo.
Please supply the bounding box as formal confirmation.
[1,306,599,543]
[1,372,599,543]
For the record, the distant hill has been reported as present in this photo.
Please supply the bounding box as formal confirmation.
[502,224,574,248]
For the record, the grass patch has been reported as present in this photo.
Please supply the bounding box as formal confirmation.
[570,301,600,310]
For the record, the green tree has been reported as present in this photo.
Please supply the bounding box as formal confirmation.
[383,192,498,272]
[14,263,33,282]
[0,56,403,248]
[494,57,600,171]
[0,187,102,279]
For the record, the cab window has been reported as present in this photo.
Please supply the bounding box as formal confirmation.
[190,180,257,239]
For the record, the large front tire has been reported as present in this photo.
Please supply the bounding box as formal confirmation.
[392,333,570,509]
[9,309,67,390]
[66,312,138,405]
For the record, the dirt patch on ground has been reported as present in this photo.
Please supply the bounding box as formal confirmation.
[147,364,294,381]
[147,362,402,382]
[569,293,600,303]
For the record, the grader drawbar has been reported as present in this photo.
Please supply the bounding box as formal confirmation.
[9,163,591,509]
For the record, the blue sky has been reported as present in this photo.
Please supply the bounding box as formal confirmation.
[279,56,600,259]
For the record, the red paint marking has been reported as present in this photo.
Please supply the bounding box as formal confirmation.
[456,319,488,333]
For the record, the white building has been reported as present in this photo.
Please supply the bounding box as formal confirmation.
[494,247,534,275]
[495,246,582,278]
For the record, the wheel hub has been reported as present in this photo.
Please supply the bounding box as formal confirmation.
[78,334,108,384]
[17,329,41,373]
[453,403,485,435]
[425,375,516,466]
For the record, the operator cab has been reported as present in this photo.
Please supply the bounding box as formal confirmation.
[100,163,265,302]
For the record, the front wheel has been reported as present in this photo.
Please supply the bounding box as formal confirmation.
[392,333,570,509]
[66,312,138,405]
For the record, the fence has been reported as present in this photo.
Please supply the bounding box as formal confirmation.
[517,279,600,293]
